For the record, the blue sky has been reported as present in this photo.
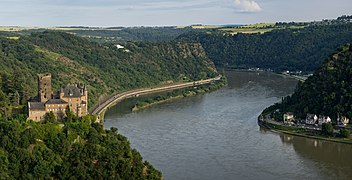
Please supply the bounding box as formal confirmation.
[1,0,352,27]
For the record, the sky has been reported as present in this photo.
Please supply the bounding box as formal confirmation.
[1,0,352,27]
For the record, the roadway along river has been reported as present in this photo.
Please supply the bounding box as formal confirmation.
[104,71,352,180]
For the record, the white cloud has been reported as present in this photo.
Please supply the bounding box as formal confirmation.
[233,0,262,13]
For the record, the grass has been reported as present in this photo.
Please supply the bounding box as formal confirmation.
[190,25,222,29]
[219,28,274,35]
[218,23,306,35]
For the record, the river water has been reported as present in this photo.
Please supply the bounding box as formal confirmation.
[104,71,352,180]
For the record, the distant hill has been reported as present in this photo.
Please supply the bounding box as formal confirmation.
[0,32,218,112]
[266,44,352,121]
[177,17,352,72]
[1,26,198,43]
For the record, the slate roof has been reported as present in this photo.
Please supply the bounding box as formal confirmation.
[63,85,83,98]
[46,99,68,104]
[28,102,45,110]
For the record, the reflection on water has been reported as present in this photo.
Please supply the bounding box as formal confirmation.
[279,133,352,179]
[105,71,352,180]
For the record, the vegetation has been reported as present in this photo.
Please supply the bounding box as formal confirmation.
[0,31,220,178]
[322,123,334,136]
[178,17,352,72]
[133,76,226,111]
[2,26,200,43]
[0,115,161,179]
[0,31,218,113]
[339,129,350,138]
[274,44,352,121]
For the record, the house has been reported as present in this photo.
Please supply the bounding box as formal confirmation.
[318,115,331,126]
[337,116,350,126]
[283,112,294,124]
[305,114,318,125]
[28,73,88,121]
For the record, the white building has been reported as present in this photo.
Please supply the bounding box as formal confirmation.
[318,115,331,126]
[306,114,318,125]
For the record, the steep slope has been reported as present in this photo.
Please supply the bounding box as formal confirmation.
[0,119,162,179]
[178,22,352,72]
[0,32,218,109]
[269,44,352,121]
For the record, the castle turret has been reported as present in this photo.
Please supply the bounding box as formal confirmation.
[38,73,52,102]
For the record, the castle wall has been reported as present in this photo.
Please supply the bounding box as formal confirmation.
[28,110,47,122]
[61,97,82,116]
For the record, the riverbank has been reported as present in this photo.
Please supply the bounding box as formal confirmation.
[90,76,223,123]
[132,94,186,112]
[223,68,310,82]
[131,78,226,112]
[258,116,352,144]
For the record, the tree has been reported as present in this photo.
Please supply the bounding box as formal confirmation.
[322,123,334,136]
[45,111,56,123]
[339,129,350,138]
[64,107,78,123]
[11,91,20,106]
[0,149,9,179]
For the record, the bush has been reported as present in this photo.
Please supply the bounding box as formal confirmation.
[339,129,350,138]
[322,123,334,136]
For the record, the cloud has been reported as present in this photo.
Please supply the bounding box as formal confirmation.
[233,0,262,13]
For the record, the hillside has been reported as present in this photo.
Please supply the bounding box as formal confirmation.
[0,32,218,114]
[265,44,352,121]
[0,116,161,179]
[2,26,198,43]
[178,19,352,72]
[0,31,218,179]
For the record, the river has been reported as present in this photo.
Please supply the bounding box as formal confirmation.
[104,71,352,180]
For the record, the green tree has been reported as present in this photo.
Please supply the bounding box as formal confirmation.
[45,111,56,123]
[322,123,334,136]
[339,129,350,138]
[0,149,9,179]
[65,107,78,122]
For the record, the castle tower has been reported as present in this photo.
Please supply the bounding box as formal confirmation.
[38,73,52,102]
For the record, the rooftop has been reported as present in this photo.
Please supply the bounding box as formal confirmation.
[63,85,84,98]
[46,99,68,104]
[28,102,45,110]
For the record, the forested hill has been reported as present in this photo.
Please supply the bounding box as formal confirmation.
[270,44,352,120]
[177,22,352,72]
[0,31,218,111]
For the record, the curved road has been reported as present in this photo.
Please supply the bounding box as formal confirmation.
[90,76,222,123]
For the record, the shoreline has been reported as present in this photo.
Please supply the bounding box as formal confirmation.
[223,68,309,82]
[258,117,352,144]
[132,95,185,112]
[91,76,224,123]
[132,79,226,112]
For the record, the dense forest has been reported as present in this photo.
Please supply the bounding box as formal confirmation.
[0,112,162,179]
[14,26,198,43]
[265,44,352,122]
[0,31,220,178]
[0,31,218,117]
[178,20,352,72]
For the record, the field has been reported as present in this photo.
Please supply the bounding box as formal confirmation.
[218,23,306,35]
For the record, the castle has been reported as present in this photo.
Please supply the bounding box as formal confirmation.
[28,73,88,121]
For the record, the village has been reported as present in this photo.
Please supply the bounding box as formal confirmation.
[281,112,350,130]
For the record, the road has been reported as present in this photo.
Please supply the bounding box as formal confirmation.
[90,76,222,123]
